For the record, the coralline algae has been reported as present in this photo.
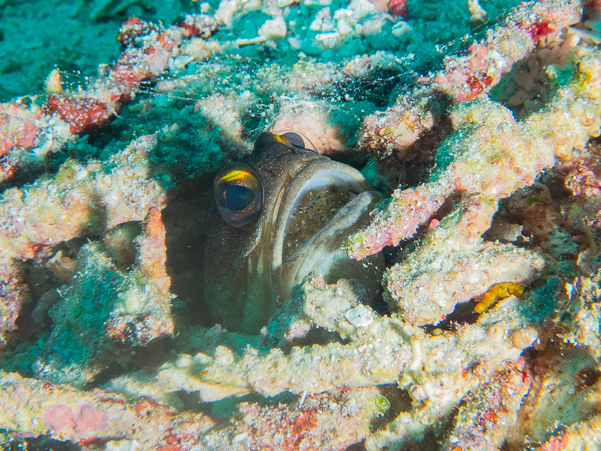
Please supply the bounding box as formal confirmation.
[2,0,601,449]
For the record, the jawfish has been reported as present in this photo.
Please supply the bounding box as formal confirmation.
[205,131,384,334]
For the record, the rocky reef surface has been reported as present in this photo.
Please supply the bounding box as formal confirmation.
[2,0,601,449]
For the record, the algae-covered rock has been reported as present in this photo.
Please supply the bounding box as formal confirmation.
[34,237,173,387]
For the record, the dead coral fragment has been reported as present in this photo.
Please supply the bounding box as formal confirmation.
[506,345,600,448]
[432,0,580,102]
[0,103,46,159]
[263,274,370,346]
[365,296,538,450]
[564,272,601,363]
[536,415,601,451]
[202,387,380,451]
[360,93,435,161]
[564,144,601,197]
[384,196,543,325]
[0,371,214,448]
[0,263,29,348]
[136,208,171,295]
[34,233,173,387]
[0,135,165,265]
[441,360,532,451]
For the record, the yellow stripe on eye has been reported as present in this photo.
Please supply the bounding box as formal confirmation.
[222,170,249,182]
[221,170,260,189]
[273,134,292,147]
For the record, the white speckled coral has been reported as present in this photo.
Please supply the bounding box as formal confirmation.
[2,0,601,448]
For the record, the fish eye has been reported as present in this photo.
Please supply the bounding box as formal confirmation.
[224,185,255,211]
[215,165,263,227]
[273,130,318,153]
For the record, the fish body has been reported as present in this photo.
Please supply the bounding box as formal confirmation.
[205,131,384,333]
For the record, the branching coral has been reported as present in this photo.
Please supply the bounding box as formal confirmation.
[359,0,582,160]
[0,371,215,448]
[0,15,219,183]
[384,195,544,325]
[2,0,601,448]
[347,44,601,326]
[348,44,601,260]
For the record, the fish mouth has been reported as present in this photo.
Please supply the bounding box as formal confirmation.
[281,171,365,261]
[272,162,381,303]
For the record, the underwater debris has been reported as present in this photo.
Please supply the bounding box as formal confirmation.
[2,0,601,448]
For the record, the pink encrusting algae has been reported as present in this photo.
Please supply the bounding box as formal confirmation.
[0,15,219,183]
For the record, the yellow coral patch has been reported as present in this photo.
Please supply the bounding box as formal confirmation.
[474,282,524,313]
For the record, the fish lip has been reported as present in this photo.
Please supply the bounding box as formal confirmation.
[276,190,382,307]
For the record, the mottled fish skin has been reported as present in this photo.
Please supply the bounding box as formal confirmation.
[205,131,384,334]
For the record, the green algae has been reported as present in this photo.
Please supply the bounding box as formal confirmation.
[520,277,560,324]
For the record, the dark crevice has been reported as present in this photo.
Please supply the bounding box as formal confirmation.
[370,384,413,432]
[423,299,480,335]
[0,435,83,451]
[162,174,216,329]
[177,389,298,419]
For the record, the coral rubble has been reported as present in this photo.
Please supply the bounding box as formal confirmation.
[0,371,214,448]
[0,136,165,346]
[2,0,601,448]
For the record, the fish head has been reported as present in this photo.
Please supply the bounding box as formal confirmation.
[205,131,384,333]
